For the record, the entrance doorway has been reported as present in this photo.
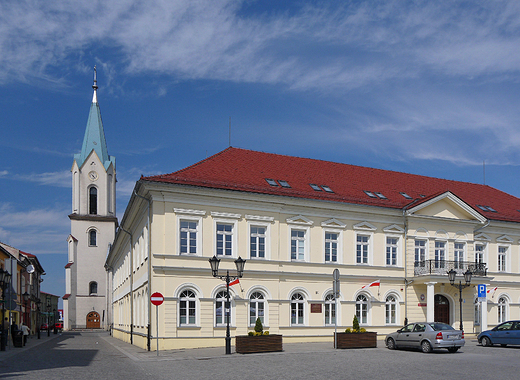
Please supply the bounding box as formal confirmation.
[86,311,101,329]
[434,295,450,324]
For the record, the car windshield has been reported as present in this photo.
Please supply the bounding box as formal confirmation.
[429,323,454,331]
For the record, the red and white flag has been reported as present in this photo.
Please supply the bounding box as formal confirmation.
[487,286,497,296]
[229,278,240,286]
[362,280,380,289]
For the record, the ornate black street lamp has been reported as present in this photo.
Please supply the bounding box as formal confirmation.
[208,255,246,354]
[0,268,12,351]
[447,268,472,331]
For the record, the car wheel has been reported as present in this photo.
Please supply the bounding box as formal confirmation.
[481,336,492,347]
[421,340,432,353]
[448,347,459,353]
[387,338,396,350]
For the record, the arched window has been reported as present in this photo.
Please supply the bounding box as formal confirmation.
[291,293,305,325]
[179,290,196,326]
[385,295,397,324]
[89,281,98,295]
[474,298,481,326]
[89,187,98,215]
[215,290,230,326]
[498,297,507,323]
[249,292,265,326]
[324,293,335,325]
[356,294,368,324]
[89,230,97,246]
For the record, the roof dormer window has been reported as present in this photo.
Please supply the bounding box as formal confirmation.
[278,180,291,188]
[310,184,322,191]
[322,185,334,193]
[363,191,377,198]
[265,179,278,187]
[375,192,387,199]
[400,192,412,199]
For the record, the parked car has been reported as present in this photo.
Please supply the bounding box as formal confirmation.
[385,322,465,353]
[40,323,48,331]
[478,320,520,347]
[54,321,63,331]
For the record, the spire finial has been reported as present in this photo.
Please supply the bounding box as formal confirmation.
[92,65,98,103]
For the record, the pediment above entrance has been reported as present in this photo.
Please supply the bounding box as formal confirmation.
[406,192,486,223]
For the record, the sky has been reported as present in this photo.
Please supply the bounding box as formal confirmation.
[1,0,520,303]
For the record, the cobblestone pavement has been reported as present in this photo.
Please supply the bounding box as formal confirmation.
[1,331,519,380]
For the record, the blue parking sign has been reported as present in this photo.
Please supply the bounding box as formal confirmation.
[478,284,486,298]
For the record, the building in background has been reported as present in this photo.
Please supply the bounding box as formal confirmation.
[64,68,117,330]
[40,292,60,330]
[106,147,520,350]
[0,242,45,335]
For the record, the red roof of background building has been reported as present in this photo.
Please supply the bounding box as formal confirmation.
[143,147,520,223]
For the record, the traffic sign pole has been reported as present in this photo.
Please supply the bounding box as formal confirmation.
[150,292,164,356]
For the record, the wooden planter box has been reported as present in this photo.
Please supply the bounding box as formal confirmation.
[334,332,377,349]
[235,334,283,354]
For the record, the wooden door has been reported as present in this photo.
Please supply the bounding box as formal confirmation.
[434,295,450,324]
[86,311,101,329]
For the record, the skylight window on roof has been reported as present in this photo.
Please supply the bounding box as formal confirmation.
[364,191,377,198]
[477,205,497,213]
[375,192,387,199]
[400,192,412,199]
[310,184,322,191]
[278,180,291,188]
[265,178,278,187]
[321,185,334,193]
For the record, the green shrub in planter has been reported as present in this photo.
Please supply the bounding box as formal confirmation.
[254,318,263,334]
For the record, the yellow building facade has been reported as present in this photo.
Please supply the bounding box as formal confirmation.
[106,148,520,350]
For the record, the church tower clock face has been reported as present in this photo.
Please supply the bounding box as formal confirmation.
[88,171,99,181]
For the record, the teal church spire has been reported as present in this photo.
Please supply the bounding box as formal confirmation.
[74,66,115,170]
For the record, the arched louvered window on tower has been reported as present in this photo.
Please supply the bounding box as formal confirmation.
[89,187,98,215]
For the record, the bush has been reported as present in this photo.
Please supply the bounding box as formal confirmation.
[263,331,269,335]
[352,315,360,331]
[345,328,352,333]
[248,331,254,336]
[254,318,263,334]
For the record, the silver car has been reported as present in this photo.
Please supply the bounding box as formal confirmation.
[385,322,465,353]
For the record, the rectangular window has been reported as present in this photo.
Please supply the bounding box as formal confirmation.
[415,240,426,267]
[498,246,507,272]
[325,232,338,262]
[475,244,485,264]
[386,237,398,266]
[216,223,233,256]
[434,241,445,268]
[454,242,464,269]
[356,235,369,264]
[250,226,266,258]
[180,220,197,255]
[291,230,306,260]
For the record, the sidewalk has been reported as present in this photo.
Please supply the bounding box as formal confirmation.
[0,331,60,361]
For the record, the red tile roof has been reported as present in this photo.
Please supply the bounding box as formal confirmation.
[143,147,520,223]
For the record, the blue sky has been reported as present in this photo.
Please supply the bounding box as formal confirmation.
[1,0,520,302]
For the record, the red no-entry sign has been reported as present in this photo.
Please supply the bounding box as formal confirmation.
[150,292,164,306]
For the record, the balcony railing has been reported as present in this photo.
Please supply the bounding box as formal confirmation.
[414,260,487,277]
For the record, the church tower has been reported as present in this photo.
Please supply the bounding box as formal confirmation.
[64,67,117,330]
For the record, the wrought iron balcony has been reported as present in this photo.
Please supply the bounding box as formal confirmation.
[414,260,487,277]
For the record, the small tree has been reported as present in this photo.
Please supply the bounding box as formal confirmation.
[352,315,360,332]
[254,317,263,334]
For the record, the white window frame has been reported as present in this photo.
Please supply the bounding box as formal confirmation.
[385,236,399,266]
[414,239,427,266]
[356,234,371,265]
[290,292,306,326]
[498,246,508,272]
[324,293,336,326]
[215,290,232,327]
[355,293,369,325]
[385,294,398,325]
[434,240,446,269]
[475,243,486,265]
[249,291,266,326]
[214,220,237,257]
[498,297,508,323]
[324,229,341,263]
[178,217,202,256]
[248,222,269,260]
[178,289,198,327]
[290,227,309,262]
[454,242,465,269]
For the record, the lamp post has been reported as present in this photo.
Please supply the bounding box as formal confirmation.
[0,268,12,351]
[208,255,246,355]
[447,269,472,331]
[35,299,41,339]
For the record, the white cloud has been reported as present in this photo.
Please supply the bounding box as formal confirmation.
[6,170,71,188]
